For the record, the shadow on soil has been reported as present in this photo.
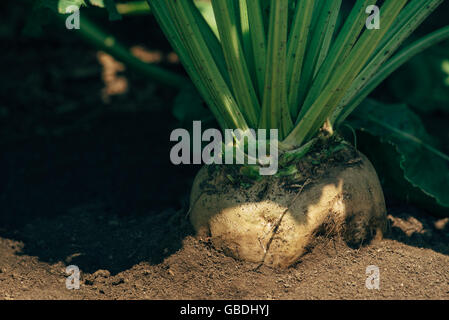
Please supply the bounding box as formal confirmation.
[1,207,194,275]
[384,205,449,256]
[0,111,198,275]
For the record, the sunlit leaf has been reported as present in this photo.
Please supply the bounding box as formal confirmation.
[173,85,214,124]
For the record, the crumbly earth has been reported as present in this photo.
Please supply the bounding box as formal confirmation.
[0,206,448,300]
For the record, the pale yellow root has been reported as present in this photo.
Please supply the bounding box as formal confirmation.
[189,152,387,268]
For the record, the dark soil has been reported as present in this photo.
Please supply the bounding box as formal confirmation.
[0,4,448,300]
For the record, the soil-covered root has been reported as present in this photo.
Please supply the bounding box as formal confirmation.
[189,151,387,268]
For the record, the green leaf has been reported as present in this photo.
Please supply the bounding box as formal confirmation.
[387,42,449,113]
[239,165,262,181]
[284,0,408,148]
[246,0,267,98]
[57,0,86,13]
[24,0,120,37]
[275,165,298,177]
[336,0,443,121]
[347,99,449,211]
[300,0,375,119]
[88,0,104,6]
[157,0,250,131]
[36,0,87,13]
[286,0,315,118]
[87,0,123,20]
[173,85,214,124]
[193,0,218,37]
[259,0,292,139]
[211,0,261,129]
[334,25,449,125]
[103,0,122,21]
[294,0,342,109]
[39,0,121,19]
[187,0,231,88]
[23,0,86,37]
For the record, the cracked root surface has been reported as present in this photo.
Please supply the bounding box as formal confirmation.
[190,152,387,268]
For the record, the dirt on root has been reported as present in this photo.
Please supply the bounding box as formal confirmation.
[0,206,448,300]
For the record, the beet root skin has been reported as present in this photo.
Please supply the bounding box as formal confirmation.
[189,151,387,268]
